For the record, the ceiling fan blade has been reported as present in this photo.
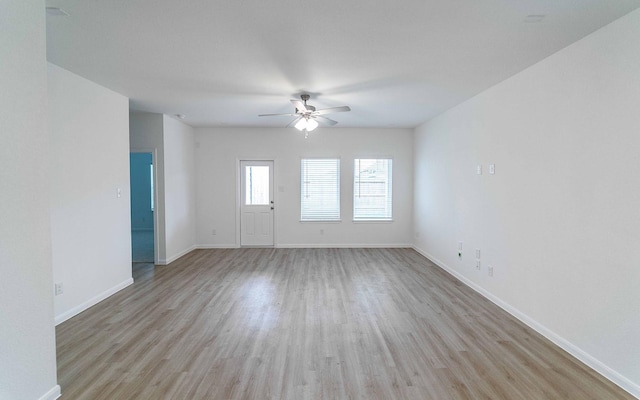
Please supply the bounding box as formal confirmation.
[258,113,298,117]
[313,106,351,116]
[286,116,303,128]
[316,116,338,126]
[291,99,308,113]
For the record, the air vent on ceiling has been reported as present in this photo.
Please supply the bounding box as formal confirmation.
[524,15,545,23]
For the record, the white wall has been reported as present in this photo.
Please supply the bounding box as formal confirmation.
[413,9,640,397]
[48,63,133,325]
[130,113,196,264]
[162,115,197,262]
[0,1,60,399]
[195,128,413,247]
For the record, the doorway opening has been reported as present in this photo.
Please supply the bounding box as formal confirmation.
[130,152,156,270]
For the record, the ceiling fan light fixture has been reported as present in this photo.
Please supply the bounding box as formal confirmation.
[294,118,307,131]
[306,118,318,132]
[259,94,350,135]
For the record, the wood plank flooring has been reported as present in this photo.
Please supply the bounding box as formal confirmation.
[56,248,634,399]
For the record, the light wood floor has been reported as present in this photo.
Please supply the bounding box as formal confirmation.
[56,248,633,399]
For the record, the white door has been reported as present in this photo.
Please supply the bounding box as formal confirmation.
[240,160,274,246]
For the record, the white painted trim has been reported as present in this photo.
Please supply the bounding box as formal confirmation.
[412,245,640,399]
[235,159,241,248]
[159,245,197,265]
[237,158,278,248]
[196,244,239,249]
[55,278,134,325]
[277,243,413,249]
[195,244,412,249]
[38,385,61,400]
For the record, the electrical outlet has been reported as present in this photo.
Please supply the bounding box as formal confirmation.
[489,164,495,174]
[475,249,481,259]
[475,259,481,270]
[488,265,494,277]
[54,283,63,296]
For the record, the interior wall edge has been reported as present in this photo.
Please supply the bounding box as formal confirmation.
[54,278,134,326]
[411,245,640,399]
[159,245,198,265]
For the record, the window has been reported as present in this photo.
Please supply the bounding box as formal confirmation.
[301,158,340,221]
[353,159,392,220]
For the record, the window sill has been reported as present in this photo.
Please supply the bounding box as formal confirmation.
[352,219,394,223]
[299,220,342,223]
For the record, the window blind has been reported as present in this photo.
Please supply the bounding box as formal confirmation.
[301,158,340,221]
[353,159,392,220]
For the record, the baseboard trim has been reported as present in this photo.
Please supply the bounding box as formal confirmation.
[196,244,239,249]
[412,245,640,399]
[195,244,414,249]
[277,243,413,249]
[39,385,61,400]
[55,278,134,325]
[158,245,197,265]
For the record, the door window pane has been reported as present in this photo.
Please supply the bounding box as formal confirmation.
[245,166,269,205]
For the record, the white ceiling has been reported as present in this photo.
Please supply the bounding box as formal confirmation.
[46,0,640,128]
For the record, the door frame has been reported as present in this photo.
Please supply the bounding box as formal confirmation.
[130,148,159,264]
[236,158,277,247]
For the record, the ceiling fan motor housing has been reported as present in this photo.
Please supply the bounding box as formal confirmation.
[297,104,316,114]
[258,93,349,127]
[296,94,315,114]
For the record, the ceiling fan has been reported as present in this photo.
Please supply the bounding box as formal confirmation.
[259,94,351,136]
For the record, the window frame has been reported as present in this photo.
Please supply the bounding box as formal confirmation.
[300,157,341,222]
[352,158,393,222]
